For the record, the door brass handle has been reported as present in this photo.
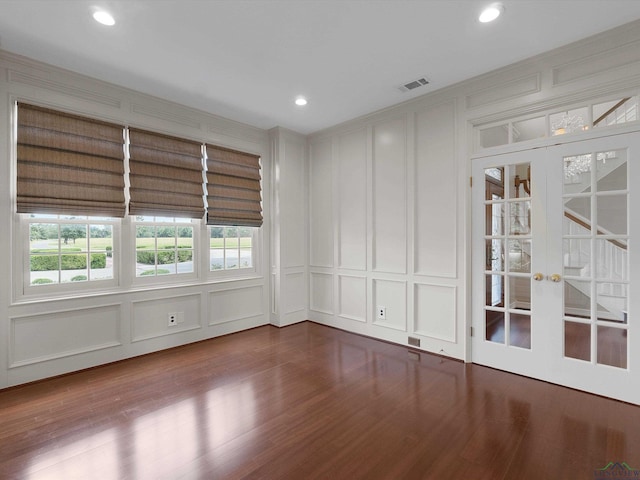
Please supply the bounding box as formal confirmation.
[533,273,543,281]
[549,273,561,282]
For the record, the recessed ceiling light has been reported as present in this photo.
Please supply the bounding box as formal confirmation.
[93,10,115,26]
[479,3,504,23]
[295,97,308,106]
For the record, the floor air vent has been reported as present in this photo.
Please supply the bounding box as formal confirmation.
[398,77,430,93]
[408,336,421,347]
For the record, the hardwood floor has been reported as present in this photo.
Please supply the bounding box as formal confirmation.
[1,321,639,479]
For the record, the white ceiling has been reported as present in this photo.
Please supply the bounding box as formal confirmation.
[1,0,640,135]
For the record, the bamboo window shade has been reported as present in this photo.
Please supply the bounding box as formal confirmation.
[205,144,262,227]
[16,103,126,217]
[128,128,204,218]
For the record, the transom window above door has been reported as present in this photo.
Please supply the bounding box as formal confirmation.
[476,95,639,150]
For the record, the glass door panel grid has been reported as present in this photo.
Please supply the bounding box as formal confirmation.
[562,149,629,368]
[484,163,532,349]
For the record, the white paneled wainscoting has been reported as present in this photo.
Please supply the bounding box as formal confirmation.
[307,96,464,359]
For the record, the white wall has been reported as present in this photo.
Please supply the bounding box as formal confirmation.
[307,99,466,358]
[306,19,640,361]
[0,51,272,387]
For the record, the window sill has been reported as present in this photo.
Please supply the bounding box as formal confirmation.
[11,273,265,306]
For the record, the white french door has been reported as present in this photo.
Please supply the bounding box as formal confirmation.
[472,132,640,404]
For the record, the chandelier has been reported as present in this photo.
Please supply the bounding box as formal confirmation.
[563,151,616,180]
[552,113,586,136]
[564,154,592,179]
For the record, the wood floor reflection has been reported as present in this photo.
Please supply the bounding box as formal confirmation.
[1,322,639,479]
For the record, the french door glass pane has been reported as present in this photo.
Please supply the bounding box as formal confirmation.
[563,197,591,232]
[563,238,591,277]
[596,195,627,235]
[486,274,504,307]
[564,280,591,320]
[596,283,627,323]
[486,310,505,344]
[509,276,531,310]
[486,239,504,272]
[596,150,627,192]
[597,326,627,369]
[508,239,531,273]
[563,153,592,187]
[564,321,591,361]
[510,313,531,349]
[486,203,505,236]
[509,201,531,235]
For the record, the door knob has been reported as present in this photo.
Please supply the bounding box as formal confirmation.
[533,273,543,281]
[549,273,561,282]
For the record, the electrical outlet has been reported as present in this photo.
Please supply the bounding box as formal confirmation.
[168,313,177,326]
[376,306,386,320]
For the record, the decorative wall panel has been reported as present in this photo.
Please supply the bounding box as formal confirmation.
[310,272,334,314]
[309,139,334,267]
[281,138,306,268]
[372,117,407,274]
[209,286,264,325]
[132,294,201,341]
[373,279,407,331]
[553,39,640,86]
[284,272,306,314]
[10,305,121,366]
[414,283,456,342]
[414,101,457,278]
[465,74,540,109]
[338,128,368,270]
[338,275,367,322]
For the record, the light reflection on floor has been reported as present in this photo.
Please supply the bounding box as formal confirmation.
[26,429,119,480]
[24,383,258,480]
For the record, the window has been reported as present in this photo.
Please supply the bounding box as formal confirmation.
[593,96,638,128]
[209,226,255,271]
[15,103,263,298]
[475,94,640,151]
[550,107,589,136]
[26,214,117,289]
[134,217,196,278]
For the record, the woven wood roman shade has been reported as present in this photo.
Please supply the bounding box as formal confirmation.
[129,128,204,218]
[205,144,262,227]
[17,103,126,217]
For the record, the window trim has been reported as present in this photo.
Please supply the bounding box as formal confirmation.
[20,214,121,299]
[10,101,266,302]
[131,216,200,286]
[207,225,261,280]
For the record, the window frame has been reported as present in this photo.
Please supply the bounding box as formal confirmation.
[11,101,265,302]
[131,216,200,285]
[20,214,121,298]
[207,225,260,280]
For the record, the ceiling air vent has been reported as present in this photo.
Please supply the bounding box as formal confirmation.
[398,77,430,93]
